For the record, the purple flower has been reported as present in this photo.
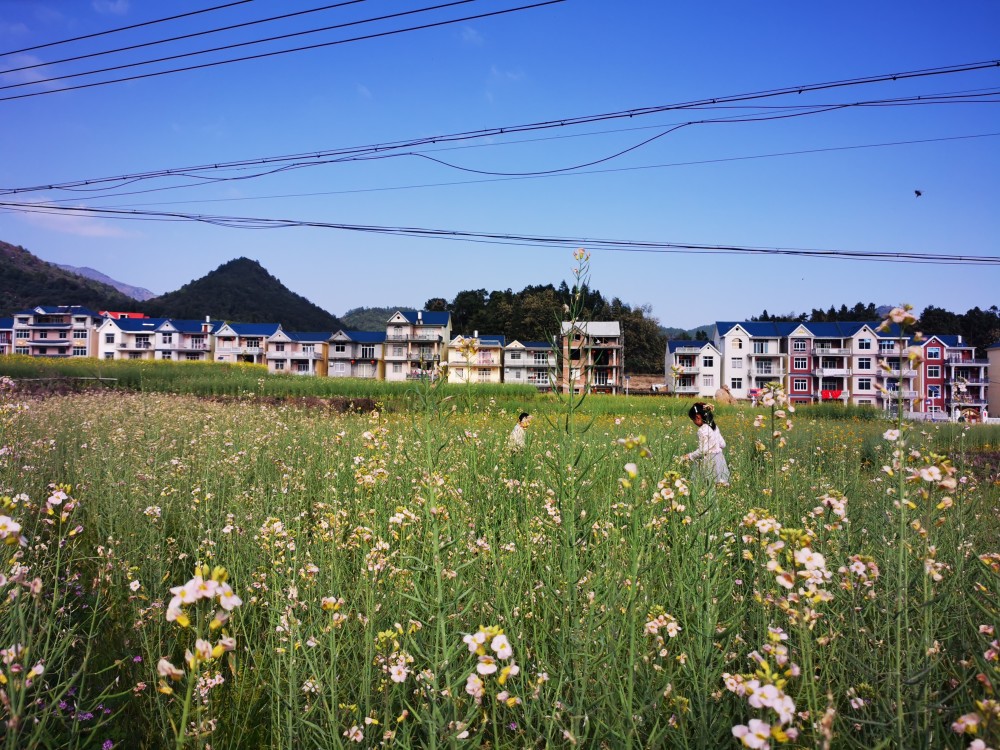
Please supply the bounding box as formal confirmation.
[133,655,142,663]
[103,742,114,750]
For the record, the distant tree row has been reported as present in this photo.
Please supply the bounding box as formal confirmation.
[421,282,668,374]
[750,302,1000,355]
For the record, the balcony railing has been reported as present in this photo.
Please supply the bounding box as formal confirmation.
[879,369,918,378]
[813,367,851,377]
[674,384,701,393]
[947,357,988,365]
[753,368,786,376]
[119,341,153,349]
[812,347,852,355]
[673,346,702,354]
[387,334,442,342]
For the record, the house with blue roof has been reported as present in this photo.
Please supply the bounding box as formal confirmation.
[926,334,990,421]
[446,332,506,384]
[97,317,222,361]
[0,317,12,356]
[214,322,281,364]
[665,340,721,398]
[504,339,556,390]
[266,329,331,376]
[10,305,104,358]
[328,330,386,379]
[384,310,452,382]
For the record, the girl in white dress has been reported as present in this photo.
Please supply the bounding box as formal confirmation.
[684,402,730,485]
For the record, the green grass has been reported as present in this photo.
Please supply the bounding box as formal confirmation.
[1,375,999,749]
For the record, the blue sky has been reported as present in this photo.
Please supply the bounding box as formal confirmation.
[1,0,998,329]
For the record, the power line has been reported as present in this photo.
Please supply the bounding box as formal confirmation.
[4,56,997,195]
[3,201,998,267]
[0,0,464,90]
[0,0,370,77]
[0,0,565,103]
[0,0,254,57]
[54,130,995,208]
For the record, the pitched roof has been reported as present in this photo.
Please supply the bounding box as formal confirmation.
[288,331,334,343]
[106,317,170,332]
[167,319,224,334]
[226,323,281,337]
[396,310,451,326]
[344,330,386,343]
[15,305,104,317]
[934,335,970,348]
[0,317,12,330]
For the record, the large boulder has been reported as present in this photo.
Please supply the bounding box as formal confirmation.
[714,385,737,405]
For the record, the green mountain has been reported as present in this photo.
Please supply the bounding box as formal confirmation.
[340,306,409,331]
[141,257,343,331]
[0,241,137,314]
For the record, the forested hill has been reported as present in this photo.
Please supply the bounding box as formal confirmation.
[0,241,136,314]
[141,257,343,331]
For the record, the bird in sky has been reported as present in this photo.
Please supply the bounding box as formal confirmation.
[914,189,923,197]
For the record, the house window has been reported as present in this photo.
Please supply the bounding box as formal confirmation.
[730,358,743,370]
[857,399,873,406]
[857,378,872,391]
[478,368,490,382]
[129,352,141,359]
[103,352,114,360]
[858,338,872,351]
[162,333,173,345]
[302,344,314,354]
[793,378,809,392]
[514,369,522,379]
[274,361,285,370]
[928,405,941,413]
[702,355,714,368]
[72,347,87,356]
[534,353,548,364]
[361,345,374,359]
[730,377,743,390]
[186,353,200,361]
[73,329,87,339]
[732,338,743,350]
[274,343,285,352]
[38,331,48,339]
[879,340,895,352]
[793,357,808,370]
[105,333,115,344]
[190,336,205,349]
[927,385,941,399]
[334,362,346,374]
[702,374,714,387]
[753,340,768,354]
[15,329,30,339]
[392,363,402,373]
[509,351,521,360]
[393,346,404,357]
[335,344,346,353]
[15,346,29,355]
[927,365,941,378]
[857,357,872,370]
[793,339,807,352]
[16,318,28,325]
[926,347,941,359]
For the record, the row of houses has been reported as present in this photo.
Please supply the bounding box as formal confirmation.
[666,321,995,421]
[0,306,625,394]
[1,306,995,417]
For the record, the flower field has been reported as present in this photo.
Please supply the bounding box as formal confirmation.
[1,371,999,750]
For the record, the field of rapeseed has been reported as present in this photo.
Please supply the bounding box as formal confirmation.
[1,368,999,749]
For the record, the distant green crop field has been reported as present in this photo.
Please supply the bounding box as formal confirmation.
[1,374,998,748]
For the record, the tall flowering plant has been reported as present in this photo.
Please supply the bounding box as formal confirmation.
[157,565,242,750]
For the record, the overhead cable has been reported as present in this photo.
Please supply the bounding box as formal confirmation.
[0,0,253,57]
[2,201,997,267]
[0,0,565,103]
[3,56,997,195]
